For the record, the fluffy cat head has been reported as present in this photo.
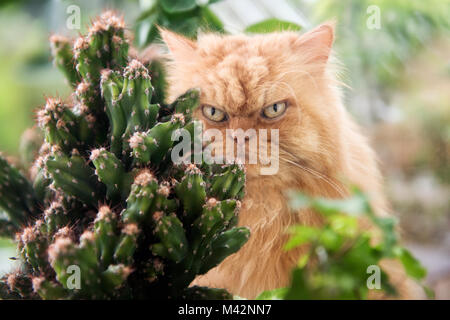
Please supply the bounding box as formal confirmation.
[160,23,349,194]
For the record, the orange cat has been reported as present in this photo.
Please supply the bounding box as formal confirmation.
[158,24,424,299]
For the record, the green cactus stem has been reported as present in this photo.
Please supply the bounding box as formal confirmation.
[0,11,249,300]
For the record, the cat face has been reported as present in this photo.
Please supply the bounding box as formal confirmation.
[161,24,343,181]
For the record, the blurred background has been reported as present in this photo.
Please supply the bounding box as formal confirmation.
[0,0,448,298]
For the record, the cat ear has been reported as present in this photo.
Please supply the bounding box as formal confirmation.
[294,22,335,67]
[158,27,197,61]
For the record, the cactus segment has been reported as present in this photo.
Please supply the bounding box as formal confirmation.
[210,164,246,200]
[91,148,132,201]
[152,214,188,263]
[37,98,95,153]
[120,170,158,224]
[45,152,100,206]
[0,154,38,226]
[50,35,81,87]
[199,227,250,274]
[175,164,207,224]
[94,206,118,266]
[114,223,139,265]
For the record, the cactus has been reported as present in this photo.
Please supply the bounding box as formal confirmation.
[0,11,248,300]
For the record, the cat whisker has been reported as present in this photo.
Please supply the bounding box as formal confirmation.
[278,153,346,198]
[279,141,335,161]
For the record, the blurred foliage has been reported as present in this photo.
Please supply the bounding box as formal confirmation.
[257,189,428,299]
[135,0,224,47]
[394,39,450,185]
[414,107,450,184]
[245,18,302,34]
[313,0,450,90]
[0,6,69,156]
[0,238,13,249]
[382,39,449,245]
[303,0,449,251]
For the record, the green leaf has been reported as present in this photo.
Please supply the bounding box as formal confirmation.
[318,229,342,251]
[274,188,427,299]
[256,287,288,300]
[312,194,369,216]
[203,0,223,5]
[393,247,427,280]
[283,268,313,300]
[423,285,435,299]
[136,12,159,47]
[284,225,320,250]
[288,189,370,217]
[200,6,224,33]
[372,216,398,254]
[160,0,197,14]
[136,3,158,22]
[245,18,302,34]
[158,14,202,39]
[297,251,310,268]
[329,215,358,237]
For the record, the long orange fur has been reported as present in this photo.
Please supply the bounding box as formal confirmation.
[158,24,424,299]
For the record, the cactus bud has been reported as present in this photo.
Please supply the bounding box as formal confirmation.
[94,206,118,265]
[121,169,158,223]
[91,148,132,200]
[114,223,139,264]
[175,164,207,224]
[50,34,80,87]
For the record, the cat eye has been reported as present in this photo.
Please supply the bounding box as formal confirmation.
[202,105,228,122]
[262,101,287,119]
